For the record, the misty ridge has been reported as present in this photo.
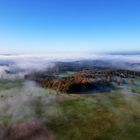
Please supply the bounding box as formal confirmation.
[0,53,140,97]
[0,53,140,140]
[0,53,140,80]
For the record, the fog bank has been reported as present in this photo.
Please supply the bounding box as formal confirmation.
[0,53,140,80]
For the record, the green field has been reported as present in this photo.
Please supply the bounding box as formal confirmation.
[0,80,23,90]
[58,71,76,78]
[0,91,140,140]
[0,78,140,140]
[129,78,140,94]
[45,93,140,140]
[131,86,140,94]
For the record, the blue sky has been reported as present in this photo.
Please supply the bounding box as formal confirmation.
[0,0,140,54]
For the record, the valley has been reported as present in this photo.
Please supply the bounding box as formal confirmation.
[0,59,140,140]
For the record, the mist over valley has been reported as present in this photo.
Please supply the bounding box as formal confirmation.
[0,53,140,139]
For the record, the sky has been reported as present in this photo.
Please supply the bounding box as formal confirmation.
[0,0,140,54]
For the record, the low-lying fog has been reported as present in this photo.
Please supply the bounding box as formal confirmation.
[0,53,140,140]
[0,53,140,80]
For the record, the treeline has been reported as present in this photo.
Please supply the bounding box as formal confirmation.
[35,72,113,93]
[26,66,140,94]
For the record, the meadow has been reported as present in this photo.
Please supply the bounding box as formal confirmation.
[0,80,140,140]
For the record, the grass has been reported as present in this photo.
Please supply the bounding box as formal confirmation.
[133,77,140,82]
[0,91,140,139]
[0,78,140,140]
[123,78,140,94]
[129,78,140,94]
[0,115,13,126]
[0,80,23,90]
[44,93,140,140]
[58,71,76,78]
[131,86,140,94]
